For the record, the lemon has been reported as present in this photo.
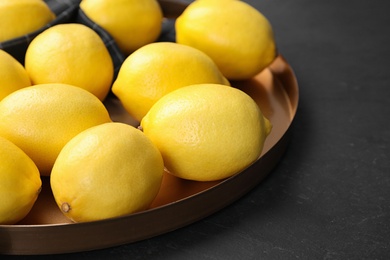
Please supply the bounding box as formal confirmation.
[141,83,272,182]
[0,136,41,225]
[24,23,114,101]
[80,0,163,55]
[0,50,31,101]
[0,83,112,176]
[112,42,230,122]
[51,122,164,223]
[0,0,55,42]
[176,0,276,80]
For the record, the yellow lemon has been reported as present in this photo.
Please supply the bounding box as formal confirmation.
[0,50,31,101]
[112,42,230,122]
[0,83,112,176]
[51,122,164,223]
[176,0,276,80]
[24,23,114,101]
[0,136,41,225]
[80,0,163,55]
[141,83,272,182]
[0,0,55,42]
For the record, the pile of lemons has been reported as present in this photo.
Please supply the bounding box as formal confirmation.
[0,0,275,224]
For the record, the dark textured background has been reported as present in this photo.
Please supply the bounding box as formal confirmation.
[6,0,390,259]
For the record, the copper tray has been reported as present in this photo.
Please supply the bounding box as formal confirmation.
[0,1,299,255]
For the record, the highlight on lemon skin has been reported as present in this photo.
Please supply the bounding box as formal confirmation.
[175,0,277,80]
[80,0,163,55]
[141,83,272,182]
[24,23,114,101]
[112,42,230,123]
[0,0,55,43]
[50,122,164,223]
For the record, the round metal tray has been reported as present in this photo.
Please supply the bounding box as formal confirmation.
[0,1,299,255]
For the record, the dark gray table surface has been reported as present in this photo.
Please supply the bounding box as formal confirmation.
[7,0,390,259]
